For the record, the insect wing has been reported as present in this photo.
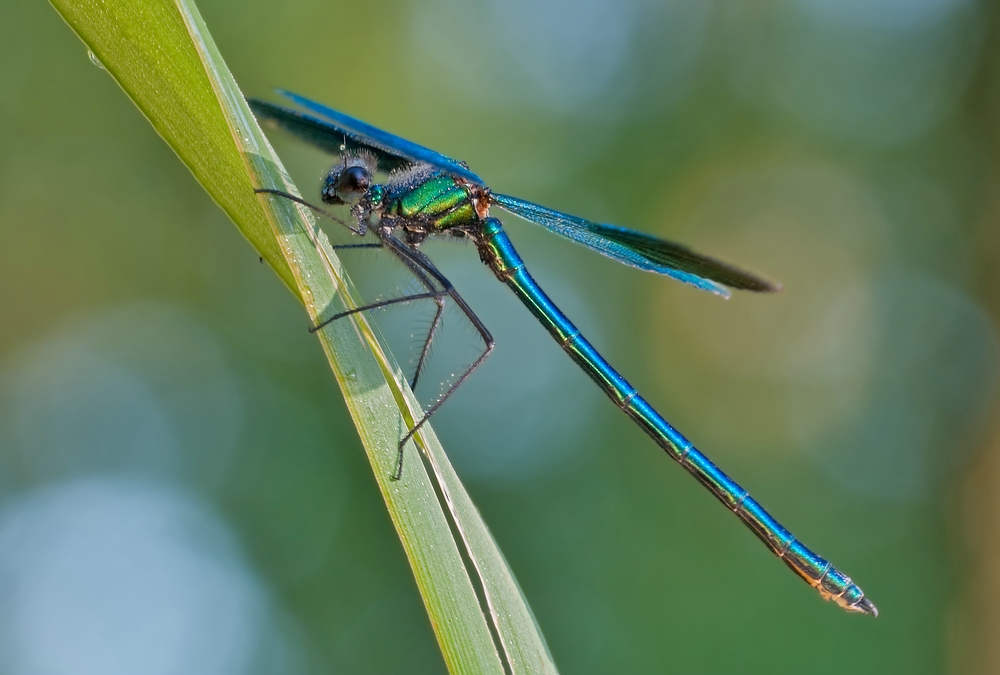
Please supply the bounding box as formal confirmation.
[248,98,412,174]
[276,90,484,185]
[491,194,780,295]
[587,222,779,293]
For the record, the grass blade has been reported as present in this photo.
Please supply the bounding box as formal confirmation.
[48,0,559,672]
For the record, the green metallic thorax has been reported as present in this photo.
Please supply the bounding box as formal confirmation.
[387,175,477,231]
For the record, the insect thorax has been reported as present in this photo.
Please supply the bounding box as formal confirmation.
[385,173,480,236]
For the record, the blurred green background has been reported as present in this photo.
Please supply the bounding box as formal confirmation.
[2,0,1000,673]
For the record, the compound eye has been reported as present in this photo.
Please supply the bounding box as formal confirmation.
[335,166,371,204]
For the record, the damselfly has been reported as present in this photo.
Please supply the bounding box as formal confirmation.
[249,91,876,616]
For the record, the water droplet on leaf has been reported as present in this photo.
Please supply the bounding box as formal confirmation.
[87,49,106,70]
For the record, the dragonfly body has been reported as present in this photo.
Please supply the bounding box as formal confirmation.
[386,172,481,234]
[250,91,877,616]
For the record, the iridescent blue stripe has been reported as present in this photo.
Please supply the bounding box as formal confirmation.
[480,218,876,615]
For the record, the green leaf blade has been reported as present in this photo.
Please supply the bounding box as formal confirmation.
[47,0,560,672]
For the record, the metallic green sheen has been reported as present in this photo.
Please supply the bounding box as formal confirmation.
[394,175,472,229]
[368,184,386,207]
[435,202,476,229]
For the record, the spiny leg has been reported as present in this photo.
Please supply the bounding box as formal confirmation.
[376,240,452,393]
[393,288,493,480]
[309,290,449,334]
[410,295,445,391]
[269,191,447,336]
[332,243,383,251]
[318,238,450,391]
[256,186,448,393]
[384,239,495,480]
[257,187,494,479]
[254,188,364,235]
[255,188,383,258]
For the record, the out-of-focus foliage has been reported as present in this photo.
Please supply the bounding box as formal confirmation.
[2,0,999,673]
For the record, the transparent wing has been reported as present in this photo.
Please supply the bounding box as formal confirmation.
[273,90,484,185]
[491,193,780,297]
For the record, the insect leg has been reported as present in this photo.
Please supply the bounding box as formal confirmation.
[384,237,495,480]
[309,290,448,333]
[314,237,449,394]
[254,188,364,235]
[331,243,383,251]
[410,295,445,392]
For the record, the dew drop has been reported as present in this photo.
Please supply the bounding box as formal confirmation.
[87,49,106,70]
